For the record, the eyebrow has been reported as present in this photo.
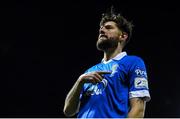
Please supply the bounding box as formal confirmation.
[100,24,114,29]
[105,24,113,27]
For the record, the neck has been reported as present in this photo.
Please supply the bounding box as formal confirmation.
[103,43,123,61]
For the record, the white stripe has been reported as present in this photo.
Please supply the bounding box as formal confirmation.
[129,90,151,102]
[102,52,127,64]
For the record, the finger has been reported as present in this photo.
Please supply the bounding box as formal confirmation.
[86,77,96,84]
[96,71,112,75]
[91,79,97,84]
[94,73,103,81]
[91,75,102,83]
[85,75,101,83]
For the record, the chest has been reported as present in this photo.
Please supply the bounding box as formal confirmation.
[84,62,128,96]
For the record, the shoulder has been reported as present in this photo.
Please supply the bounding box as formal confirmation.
[121,55,145,65]
[84,63,102,73]
[125,55,144,62]
[118,55,146,71]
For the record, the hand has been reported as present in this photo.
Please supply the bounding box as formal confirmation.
[78,71,111,84]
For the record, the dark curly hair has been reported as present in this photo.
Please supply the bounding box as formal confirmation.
[100,6,134,45]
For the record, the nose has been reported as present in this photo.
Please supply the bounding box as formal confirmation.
[99,26,105,34]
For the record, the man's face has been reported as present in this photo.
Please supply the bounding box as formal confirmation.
[96,21,122,51]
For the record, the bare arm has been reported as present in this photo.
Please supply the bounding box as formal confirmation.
[127,98,146,118]
[63,77,84,117]
[63,71,111,117]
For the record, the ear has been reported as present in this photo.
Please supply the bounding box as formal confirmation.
[119,32,128,41]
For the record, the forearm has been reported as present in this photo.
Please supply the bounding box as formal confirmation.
[127,106,145,118]
[63,78,84,117]
[127,98,146,118]
[63,71,107,117]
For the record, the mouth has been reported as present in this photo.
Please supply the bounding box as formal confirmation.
[99,34,107,38]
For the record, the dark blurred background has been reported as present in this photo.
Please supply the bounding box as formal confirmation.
[1,0,180,117]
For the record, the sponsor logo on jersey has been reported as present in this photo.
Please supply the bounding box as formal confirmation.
[135,68,147,77]
[110,64,119,77]
[86,78,108,96]
[134,77,148,89]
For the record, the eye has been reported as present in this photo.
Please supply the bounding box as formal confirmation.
[99,25,114,32]
[105,25,113,29]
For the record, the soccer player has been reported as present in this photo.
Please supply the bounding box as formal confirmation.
[63,7,151,118]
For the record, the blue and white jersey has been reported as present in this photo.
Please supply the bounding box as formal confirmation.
[77,52,150,118]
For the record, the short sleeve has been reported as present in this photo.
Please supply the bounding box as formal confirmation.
[128,57,151,102]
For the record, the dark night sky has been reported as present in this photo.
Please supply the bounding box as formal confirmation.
[1,0,180,117]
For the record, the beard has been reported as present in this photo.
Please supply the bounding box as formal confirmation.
[96,37,118,51]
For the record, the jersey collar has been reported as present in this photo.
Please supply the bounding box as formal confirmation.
[102,52,127,64]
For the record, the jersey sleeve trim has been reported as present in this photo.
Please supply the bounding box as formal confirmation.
[129,90,151,102]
